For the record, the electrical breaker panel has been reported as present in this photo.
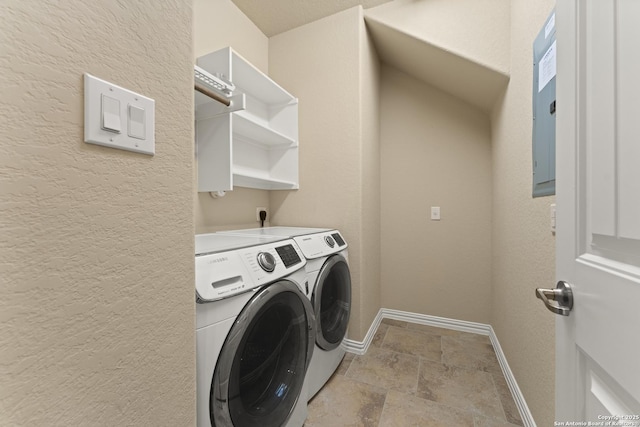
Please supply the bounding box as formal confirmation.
[532,10,556,197]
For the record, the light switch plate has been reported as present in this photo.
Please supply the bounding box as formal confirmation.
[431,206,441,221]
[84,73,155,155]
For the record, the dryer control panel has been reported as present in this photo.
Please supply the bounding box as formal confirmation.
[195,239,306,303]
[293,230,348,260]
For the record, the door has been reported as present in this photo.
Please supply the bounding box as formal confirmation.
[555,0,640,423]
[210,280,314,427]
[313,254,351,350]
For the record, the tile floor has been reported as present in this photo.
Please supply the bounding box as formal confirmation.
[304,319,524,427]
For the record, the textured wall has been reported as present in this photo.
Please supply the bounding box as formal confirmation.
[380,65,493,324]
[268,6,381,341]
[490,0,556,425]
[194,0,271,233]
[0,1,194,425]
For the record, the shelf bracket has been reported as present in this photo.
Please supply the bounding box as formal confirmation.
[194,65,245,118]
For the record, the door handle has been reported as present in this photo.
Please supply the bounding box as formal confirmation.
[536,281,574,316]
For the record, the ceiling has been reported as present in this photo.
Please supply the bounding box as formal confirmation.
[231,0,392,37]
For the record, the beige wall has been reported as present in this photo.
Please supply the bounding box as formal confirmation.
[194,0,268,72]
[194,0,271,233]
[380,65,493,324]
[0,1,194,425]
[366,0,510,75]
[358,15,382,339]
[490,0,556,425]
[269,6,381,341]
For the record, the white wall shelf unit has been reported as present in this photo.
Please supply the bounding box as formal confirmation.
[195,47,299,192]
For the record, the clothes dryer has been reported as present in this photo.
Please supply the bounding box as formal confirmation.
[217,227,352,400]
[195,233,315,427]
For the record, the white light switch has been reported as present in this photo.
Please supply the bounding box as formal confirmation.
[84,73,155,155]
[431,206,441,221]
[128,104,145,139]
[550,203,556,233]
[101,94,121,133]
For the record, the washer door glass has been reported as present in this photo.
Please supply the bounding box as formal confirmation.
[313,254,352,351]
[210,280,314,427]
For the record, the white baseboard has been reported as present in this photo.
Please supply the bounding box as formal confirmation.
[343,308,536,427]
[488,324,536,427]
[343,309,383,355]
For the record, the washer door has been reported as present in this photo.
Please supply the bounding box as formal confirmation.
[210,280,314,427]
[312,254,351,351]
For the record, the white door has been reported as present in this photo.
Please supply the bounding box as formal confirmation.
[555,0,640,424]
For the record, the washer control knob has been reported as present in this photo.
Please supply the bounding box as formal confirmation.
[257,252,276,272]
[324,236,335,248]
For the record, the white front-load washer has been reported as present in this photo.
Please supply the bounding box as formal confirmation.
[217,227,352,400]
[195,233,315,427]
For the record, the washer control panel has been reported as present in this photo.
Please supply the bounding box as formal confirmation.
[275,244,302,267]
[196,239,306,302]
[257,252,276,272]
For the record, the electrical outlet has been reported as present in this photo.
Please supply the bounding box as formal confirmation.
[256,207,267,222]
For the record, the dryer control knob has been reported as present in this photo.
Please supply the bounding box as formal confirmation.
[257,252,276,272]
[324,236,335,248]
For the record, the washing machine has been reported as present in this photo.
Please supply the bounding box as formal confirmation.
[218,227,352,400]
[195,233,315,427]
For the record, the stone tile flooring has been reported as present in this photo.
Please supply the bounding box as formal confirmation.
[304,319,523,427]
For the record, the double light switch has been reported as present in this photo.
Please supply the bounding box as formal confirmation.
[85,73,154,155]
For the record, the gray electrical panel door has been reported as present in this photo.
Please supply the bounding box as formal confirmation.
[532,10,556,197]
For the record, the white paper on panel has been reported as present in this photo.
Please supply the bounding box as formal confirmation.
[539,40,557,93]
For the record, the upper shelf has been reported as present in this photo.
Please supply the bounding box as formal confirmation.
[197,47,296,106]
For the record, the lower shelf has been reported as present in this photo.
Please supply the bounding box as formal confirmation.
[233,167,298,190]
